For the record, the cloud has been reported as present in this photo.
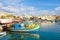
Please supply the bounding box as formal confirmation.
[40,7,60,15]
[0,3,19,15]
[0,6,19,13]
[0,2,60,16]
[27,6,36,11]
[0,2,3,7]
[55,7,60,11]
[54,7,60,15]
[41,10,50,15]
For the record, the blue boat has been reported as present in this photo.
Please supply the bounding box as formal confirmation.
[9,23,40,32]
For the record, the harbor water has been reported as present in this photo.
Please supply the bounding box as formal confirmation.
[0,22,60,40]
[40,22,60,40]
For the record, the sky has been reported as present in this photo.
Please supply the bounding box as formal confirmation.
[0,0,60,16]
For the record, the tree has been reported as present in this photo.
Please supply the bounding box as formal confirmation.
[1,16,6,18]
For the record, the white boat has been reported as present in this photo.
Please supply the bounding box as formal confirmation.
[0,32,6,38]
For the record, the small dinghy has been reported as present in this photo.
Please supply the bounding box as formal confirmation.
[0,32,6,38]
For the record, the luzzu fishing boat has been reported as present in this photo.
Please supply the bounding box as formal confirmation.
[9,23,40,32]
[5,18,40,32]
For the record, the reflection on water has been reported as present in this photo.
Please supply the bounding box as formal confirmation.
[40,23,60,40]
[0,32,40,40]
[0,22,60,40]
[9,32,40,40]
